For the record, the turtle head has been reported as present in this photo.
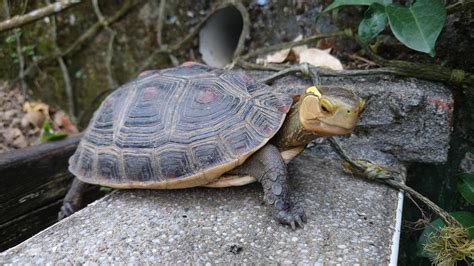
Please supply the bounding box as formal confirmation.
[298,86,365,136]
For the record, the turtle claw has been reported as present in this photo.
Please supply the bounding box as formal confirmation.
[274,203,306,229]
[295,216,305,229]
[301,209,307,223]
[58,201,77,221]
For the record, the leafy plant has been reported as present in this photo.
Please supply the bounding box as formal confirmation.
[417,212,474,255]
[321,0,447,56]
[3,28,36,63]
[416,172,474,263]
[5,28,22,44]
[40,121,67,142]
[99,186,113,193]
[458,173,474,205]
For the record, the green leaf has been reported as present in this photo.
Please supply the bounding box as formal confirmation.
[386,0,446,56]
[100,186,113,193]
[40,121,67,143]
[458,173,474,205]
[322,0,391,13]
[21,45,35,54]
[5,28,22,44]
[358,3,388,43]
[417,211,474,257]
[5,35,16,44]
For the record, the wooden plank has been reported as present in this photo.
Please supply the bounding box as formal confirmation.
[0,187,104,252]
[0,199,63,251]
[0,172,72,224]
[0,134,82,223]
[0,134,89,251]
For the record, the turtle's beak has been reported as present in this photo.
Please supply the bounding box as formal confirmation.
[302,119,353,136]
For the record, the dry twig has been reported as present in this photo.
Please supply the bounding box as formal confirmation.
[237,60,409,78]
[352,33,474,88]
[2,0,27,93]
[237,30,350,62]
[0,0,81,33]
[446,0,474,14]
[156,0,166,47]
[45,0,76,122]
[349,53,377,67]
[92,0,118,88]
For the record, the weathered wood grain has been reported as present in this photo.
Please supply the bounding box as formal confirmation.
[0,199,63,251]
[0,135,82,222]
[0,134,83,251]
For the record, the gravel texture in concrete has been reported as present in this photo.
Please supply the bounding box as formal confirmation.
[1,146,399,264]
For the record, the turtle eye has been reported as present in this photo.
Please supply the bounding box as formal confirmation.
[320,98,333,114]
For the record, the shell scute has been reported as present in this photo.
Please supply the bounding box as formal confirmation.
[191,142,227,170]
[223,127,262,157]
[156,148,194,179]
[97,152,121,181]
[124,154,156,182]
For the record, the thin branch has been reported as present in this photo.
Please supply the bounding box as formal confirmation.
[3,0,27,93]
[154,0,178,67]
[156,0,166,47]
[92,0,118,88]
[57,57,75,121]
[255,63,321,85]
[353,35,474,88]
[46,0,76,122]
[0,0,81,33]
[15,32,26,94]
[239,30,351,61]
[61,0,134,57]
[237,60,411,78]
[104,32,118,88]
[349,53,377,66]
[446,0,474,14]
[91,0,106,22]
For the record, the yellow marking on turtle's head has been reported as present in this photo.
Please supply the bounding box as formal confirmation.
[305,86,322,98]
[299,86,365,136]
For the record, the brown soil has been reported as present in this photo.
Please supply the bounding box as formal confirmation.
[0,82,40,153]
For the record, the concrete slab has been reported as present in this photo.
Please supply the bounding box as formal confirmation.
[1,146,401,264]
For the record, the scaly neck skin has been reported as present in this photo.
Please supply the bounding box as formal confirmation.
[272,101,321,150]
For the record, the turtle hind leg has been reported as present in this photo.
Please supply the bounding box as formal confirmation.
[58,178,90,220]
[230,144,306,229]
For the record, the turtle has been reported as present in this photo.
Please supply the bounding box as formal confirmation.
[59,62,365,229]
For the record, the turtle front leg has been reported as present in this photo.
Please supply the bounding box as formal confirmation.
[230,144,306,229]
[58,178,90,220]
